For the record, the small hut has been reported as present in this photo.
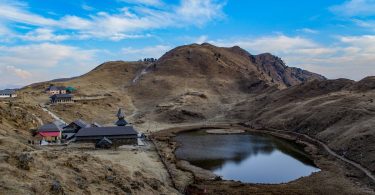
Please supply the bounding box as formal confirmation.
[66,86,77,94]
[46,86,66,95]
[0,89,17,98]
[95,137,113,149]
[50,94,73,104]
[36,121,63,143]
[115,108,128,126]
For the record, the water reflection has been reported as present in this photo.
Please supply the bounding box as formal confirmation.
[174,130,320,184]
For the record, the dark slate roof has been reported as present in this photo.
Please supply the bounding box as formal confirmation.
[38,121,63,132]
[50,94,73,99]
[91,122,102,127]
[0,89,16,95]
[97,137,112,145]
[72,119,89,128]
[115,118,128,126]
[75,126,138,137]
[48,86,66,91]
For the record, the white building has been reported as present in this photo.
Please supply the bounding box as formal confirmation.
[46,86,66,95]
[0,90,17,98]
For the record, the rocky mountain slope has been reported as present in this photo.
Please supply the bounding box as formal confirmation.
[11,43,375,193]
[19,43,325,125]
[229,77,375,174]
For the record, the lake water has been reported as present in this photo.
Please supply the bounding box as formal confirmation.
[174,130,320,184]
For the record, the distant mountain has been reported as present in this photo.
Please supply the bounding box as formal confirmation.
[155,43,325,90]
[20,43,328,124]
[19,43,374,175]
[49,76,78,82]
[251,52,326,87]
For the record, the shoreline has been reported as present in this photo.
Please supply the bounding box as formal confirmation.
[205,129,245,134]
[151,124,375,194]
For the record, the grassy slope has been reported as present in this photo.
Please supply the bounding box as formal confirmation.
[229,78,375,173]
[10,44,375,193]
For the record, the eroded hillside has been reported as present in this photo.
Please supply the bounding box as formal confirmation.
[10,43,375,193]
[229,77,375,174]
[19,43,325,128]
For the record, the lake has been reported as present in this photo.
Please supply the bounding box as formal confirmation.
[174,130,320,184]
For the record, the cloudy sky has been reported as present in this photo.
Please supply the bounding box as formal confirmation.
[0,0,375,89]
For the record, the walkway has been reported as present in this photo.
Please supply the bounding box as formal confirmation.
[287,130,375,183]
[39,104,67,125]
[262,127,375,184]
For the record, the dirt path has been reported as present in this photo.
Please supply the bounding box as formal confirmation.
[277,130,375,183]
[40,104,66,125]
[251,126,375,184]
[132,63,154,84]
[319,139,375,182]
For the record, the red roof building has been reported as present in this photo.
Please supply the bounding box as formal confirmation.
[37,121,63,142]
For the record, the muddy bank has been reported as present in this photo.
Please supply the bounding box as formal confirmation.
[151,124,375,195]
[206,129,245,134]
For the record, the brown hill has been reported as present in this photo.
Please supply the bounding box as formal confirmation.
[252,52,326,87]
[126,43,325,124]
[11,43,375,193]
[20,43,325,125]
[155,43,325,89]
[228,77,375,174]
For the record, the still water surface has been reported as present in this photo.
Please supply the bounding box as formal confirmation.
[174,130,320,184]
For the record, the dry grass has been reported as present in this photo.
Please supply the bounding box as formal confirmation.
[4,43,374,194]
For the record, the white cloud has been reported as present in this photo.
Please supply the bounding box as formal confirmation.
[0,43,100,88]
[0,2,57,26]
[195,35,209,44]
[0,23,10,34]
[211,35,375,80]
[330,0,375,17]
[82,4,94,11]
[330,1,375,32]
[287,36,375,80]
[352,19,375,31]
[0,43,96,68]
[122,45,171,60]
[297,28,319,34]
[212,35,319,54]
[108,33,152,41]
[4,65,32,79]
[19,28,70,41]
[59,15,93,30]
[0,23,12,42]
[120,0,164,6]
[176,0,225,26]
[0,0,225,41]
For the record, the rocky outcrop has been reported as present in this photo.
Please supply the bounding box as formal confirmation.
[252,53,326,87]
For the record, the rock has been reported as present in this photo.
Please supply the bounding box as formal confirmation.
[105,165,113,172]
[0,153,9,162]
[214,176,222,181]
[50,180,64,194]
[133,171,143,177]
[146,178,162,190]
[106,175,115,182]
[76,177,88,189]
[120,185,132,193]
[17,153,33,170]
[130,181,144,190]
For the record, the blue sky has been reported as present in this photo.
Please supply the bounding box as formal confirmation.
[0,0,375,89]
